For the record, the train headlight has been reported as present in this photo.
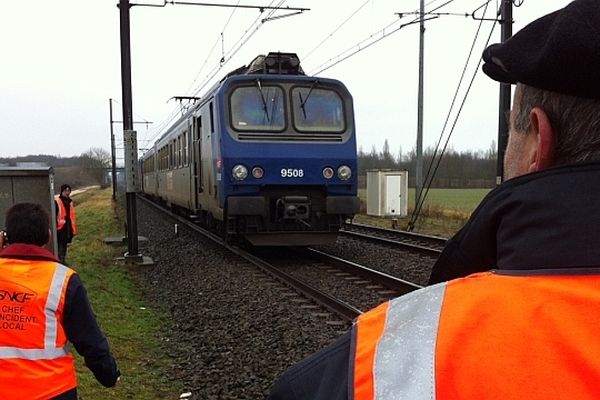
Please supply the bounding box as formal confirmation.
[232,164,248,181]
[323,167,334,179]
[252,166,264,179]
[337,165,352,181]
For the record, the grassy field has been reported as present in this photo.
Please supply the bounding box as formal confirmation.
[356,187,491,237]
[67,188,180,399]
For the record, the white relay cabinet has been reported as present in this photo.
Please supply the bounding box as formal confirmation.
[366,170,408,217]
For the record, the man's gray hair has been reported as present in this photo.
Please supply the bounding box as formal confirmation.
[513,85,600,165]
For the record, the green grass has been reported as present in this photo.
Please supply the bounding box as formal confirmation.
[406,188,491,213]
[356,187,491,237]
[66,189,180,399]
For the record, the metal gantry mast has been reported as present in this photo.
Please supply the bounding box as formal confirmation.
[496,0,513,184]
[118,0,143,262]
[415,0,425,210]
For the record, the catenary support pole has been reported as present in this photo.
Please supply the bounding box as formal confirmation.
[415,0,425,209]
[109,98,117,201]
[496,0,513,184]
[118,0,140,260]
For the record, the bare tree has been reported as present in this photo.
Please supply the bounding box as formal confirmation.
[80,148,111,186]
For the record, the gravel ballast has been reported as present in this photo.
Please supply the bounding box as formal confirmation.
[133,202,346,399]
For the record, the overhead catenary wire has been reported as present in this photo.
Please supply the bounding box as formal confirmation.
[110,98,153,128]
[183,0,242,96]
[302,0,371,62]
[143,0,243,147]
[307,0,457,76]
[145,0,287,146]
[407,0,499,230]
[188,0,285,97]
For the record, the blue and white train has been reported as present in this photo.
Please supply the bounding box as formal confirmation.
[140,52,359,245]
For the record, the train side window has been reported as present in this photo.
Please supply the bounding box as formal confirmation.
[183,131,188,166]
[174,138,178,168]
[194,116,202,140]
[177,135,182,167]
[209,102,215,133]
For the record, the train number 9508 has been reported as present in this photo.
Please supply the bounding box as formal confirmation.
[280,168,304,178]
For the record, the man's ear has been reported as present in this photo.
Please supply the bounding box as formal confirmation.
[527,107,555,172]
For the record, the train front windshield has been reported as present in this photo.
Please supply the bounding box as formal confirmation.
[230,86,285,131]
[291,87,344,133]
[229,84,346,134]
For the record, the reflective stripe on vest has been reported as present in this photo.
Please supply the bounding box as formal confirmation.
[352,271,600,400]
[0,263,70,360]
[0,346,67,360]
[352,282,446,400]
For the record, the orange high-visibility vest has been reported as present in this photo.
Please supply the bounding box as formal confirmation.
[0,258,77,399]
[55,195,77,235]
[352,271,600,400]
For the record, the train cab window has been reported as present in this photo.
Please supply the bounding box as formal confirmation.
[291,87,345,133]
[229,86,285,131]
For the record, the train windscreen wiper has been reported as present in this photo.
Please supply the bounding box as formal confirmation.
[255,79,270,123]
[299,79,319,119]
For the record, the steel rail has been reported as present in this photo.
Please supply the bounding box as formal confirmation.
[340,229,443,258]
[137,194,361,321]
[306,248,423,296]
[344,222,447,247]
[339,222,443,257]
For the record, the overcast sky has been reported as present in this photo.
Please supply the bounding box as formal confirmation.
[0,0,571,160]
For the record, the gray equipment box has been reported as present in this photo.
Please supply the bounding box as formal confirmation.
[366,170,409,217]
[0,166,58,255]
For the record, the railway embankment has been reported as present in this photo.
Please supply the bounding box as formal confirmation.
[65,188,179,398]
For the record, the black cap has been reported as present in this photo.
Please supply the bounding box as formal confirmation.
[60,184,71,193]
[482,0,600,99]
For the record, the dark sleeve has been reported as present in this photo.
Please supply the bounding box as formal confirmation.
[268,331,351,400]
[62,274,120,387]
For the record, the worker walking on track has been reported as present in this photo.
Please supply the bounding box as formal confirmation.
[55,184,77,265]
[269,0,600,399]
[0,203,120,399]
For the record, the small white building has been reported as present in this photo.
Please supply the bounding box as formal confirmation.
[366,170,408,217]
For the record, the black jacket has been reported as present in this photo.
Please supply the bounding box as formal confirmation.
[56,195,75,242]
[269,161,600,400]
[428,161,600,284]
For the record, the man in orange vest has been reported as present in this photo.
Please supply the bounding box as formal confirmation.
[0,203,120,399]
[269,1,600,399]
[55,184,77,265]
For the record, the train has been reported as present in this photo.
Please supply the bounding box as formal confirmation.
[140,52,359,246]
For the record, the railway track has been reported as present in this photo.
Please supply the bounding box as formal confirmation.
[253,245,423,314]
[305,248,421,297]
[341,221,446,257]
[138,195,360,321]
[137,195,423,322]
